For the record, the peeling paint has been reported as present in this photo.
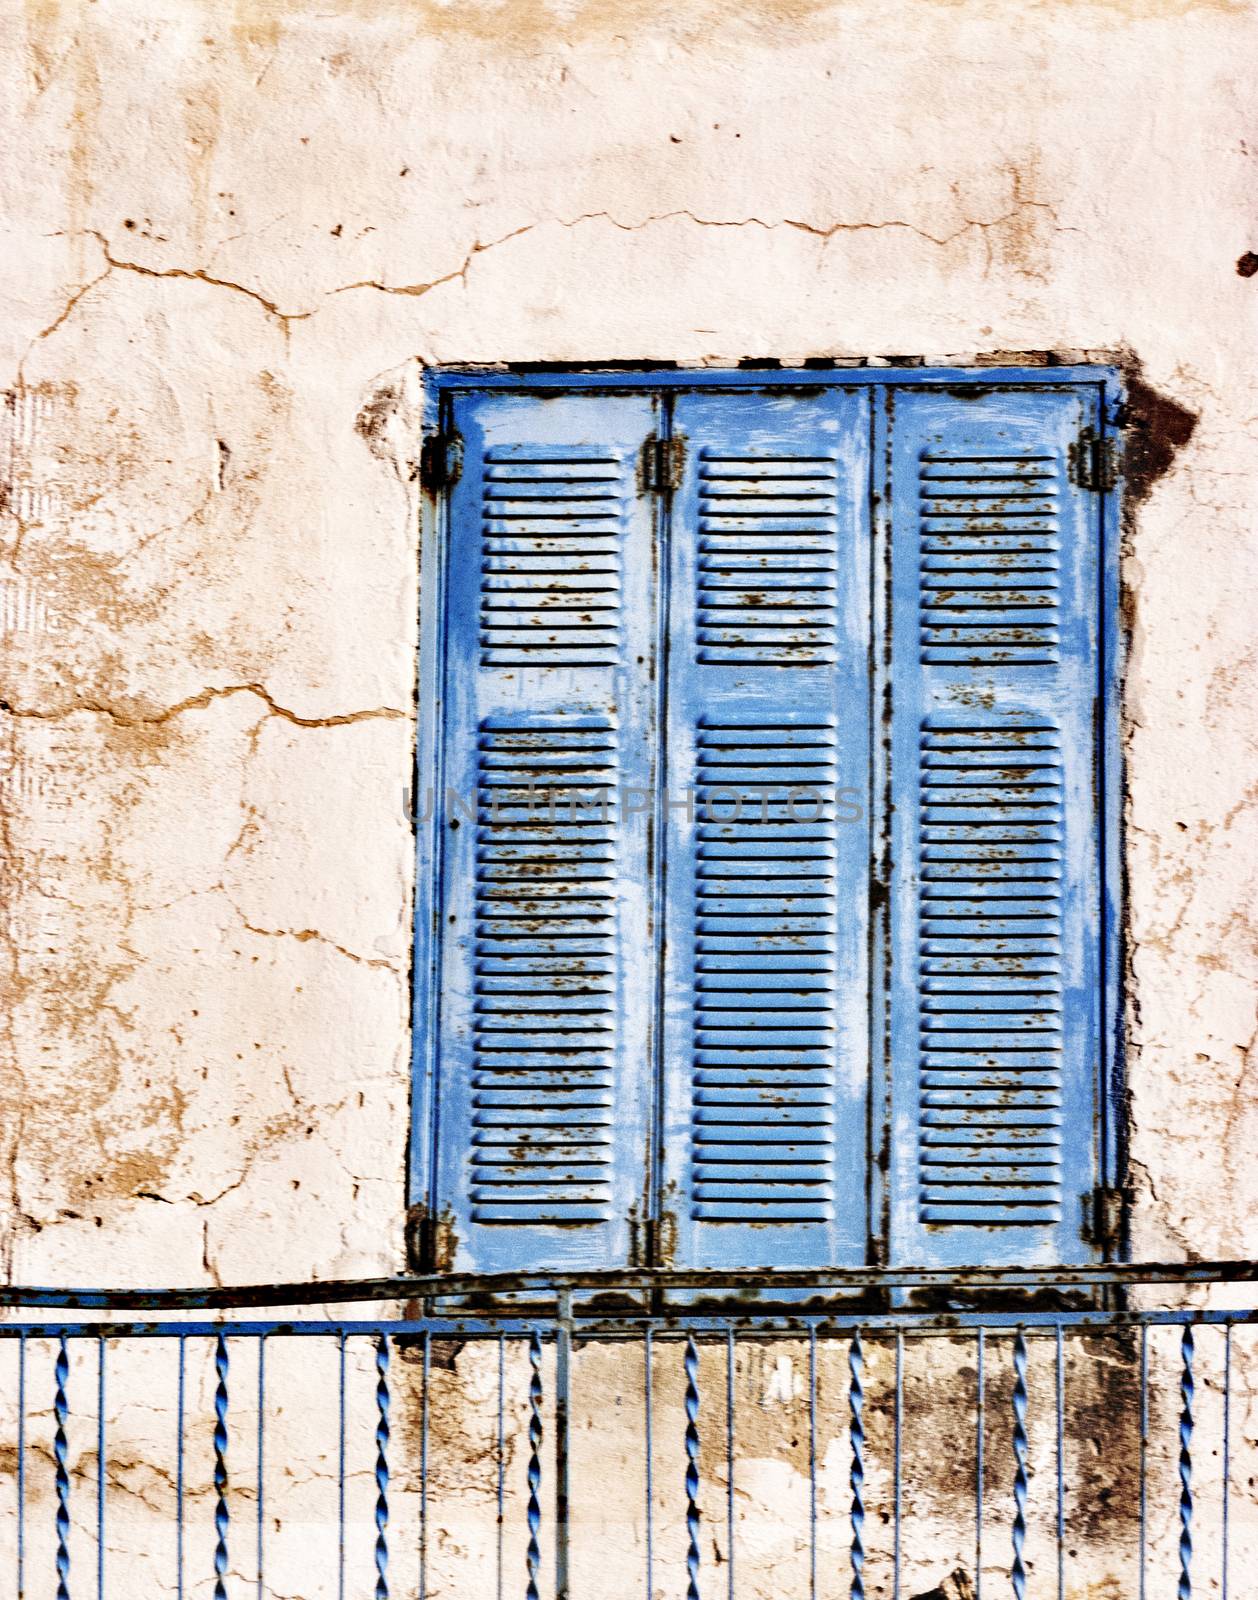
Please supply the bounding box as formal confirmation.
[0,0,1255,1589]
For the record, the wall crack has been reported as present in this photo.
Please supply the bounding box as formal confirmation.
[0,683,409,730]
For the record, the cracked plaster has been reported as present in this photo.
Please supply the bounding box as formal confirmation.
[0,0,1256,1590]
[0,0,1253,1284]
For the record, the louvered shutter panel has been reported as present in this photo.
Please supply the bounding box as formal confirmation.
[430,390,658,1272]
[886,386,1103,1266]
[659,390,872,1269]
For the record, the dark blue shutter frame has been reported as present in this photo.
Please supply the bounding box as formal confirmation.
[427,391,659,1273]
[886,386,1104,1267]
[658,390,873,1269]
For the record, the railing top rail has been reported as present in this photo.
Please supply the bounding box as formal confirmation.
[0,1260,1255,1312]
[1,1309,1257,1339]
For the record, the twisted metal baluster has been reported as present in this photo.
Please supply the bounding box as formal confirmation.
[526,1331,543,1600]
[1178,1325,1194,1600]
[213,1334,229,1600]
[374,1334,390,1600]
[1011,1330,1028,1600]
[685,1335,701,1600]
[849,1330,865,1600]
[54,1335,71,1600]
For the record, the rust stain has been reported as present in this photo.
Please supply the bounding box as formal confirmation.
[1114,353,1199,509]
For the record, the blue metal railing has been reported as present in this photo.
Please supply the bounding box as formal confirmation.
[1,1263,1253,1600]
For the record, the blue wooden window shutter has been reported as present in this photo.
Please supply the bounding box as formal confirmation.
[423,390,659,1273]
[885,386,1105,1266]
[413,371,1113,1275]
[657,390,872,1269]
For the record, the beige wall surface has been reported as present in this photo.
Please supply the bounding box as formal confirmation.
[0,0,1255,1288]
[2,5,1257,1598]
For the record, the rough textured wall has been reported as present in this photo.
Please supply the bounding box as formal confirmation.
[1,0,1256,1285]
[2,4,1257,1598]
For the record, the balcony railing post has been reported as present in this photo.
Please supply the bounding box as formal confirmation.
[1178,1324,1195,1600]
[1222,1322,1232,1600]
[212,1333,230,1600]
[849,1328,865,1600]
[526,1328,543,1600]
[54,1334,70,1600]
[685,1333,701,1600]
[1011,1329,1029,1600]
[555,1291,572,1600]
[374,1333,390,1600]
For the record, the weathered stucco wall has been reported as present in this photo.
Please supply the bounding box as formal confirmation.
[4,0,1256,1287]
[2,1,1257,1596]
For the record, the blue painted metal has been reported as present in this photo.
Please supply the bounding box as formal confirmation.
[17,1332,26,1599]
[1049,1318,1056,1600]
[1222,1323,1231,1600]
[849,1329,865,1600]
[255,1336,265,1600]
[420,1329,431,1600]
[975,1328,985,1600]
[1138,1324,1147,1600]
[1011,1330,1028,1600]
[725,1328,735,1600]
[3,1308,1258,1339]
[54,1335,70,1600]
[213,1334,229,1600]
[886,385,1105,1267]
[97,1336,106,1600]
[808,1326,817,1600]
[554,1295,572,1600]
[374,1334,390,1600]
[1178,1325,1194,1600]
[496,1334,506,1600]
[9,1259,1258,1312]
[526,1330,543,1600]
[336,1332,346,1600]
[893,1331,903,1600]
[176,1336,186,1600]
[0,1280,1252,1600]
[684,1334,701,1600]
[643,1326,653,1600]
[411,367,1122,1276]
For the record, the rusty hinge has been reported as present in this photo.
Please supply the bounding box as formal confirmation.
[419,429,463,491]
[1083,1184,1127,1250]
[639,433,686,493]
[405,1202,459,1272]
[1069,426,1118,493]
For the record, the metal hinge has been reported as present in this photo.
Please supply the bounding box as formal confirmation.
[1069,426,1118,493]
[405,1202,458,1272]
[419,429,463,491]
[639,433,686,493]
[1083,1184,1127,1250]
